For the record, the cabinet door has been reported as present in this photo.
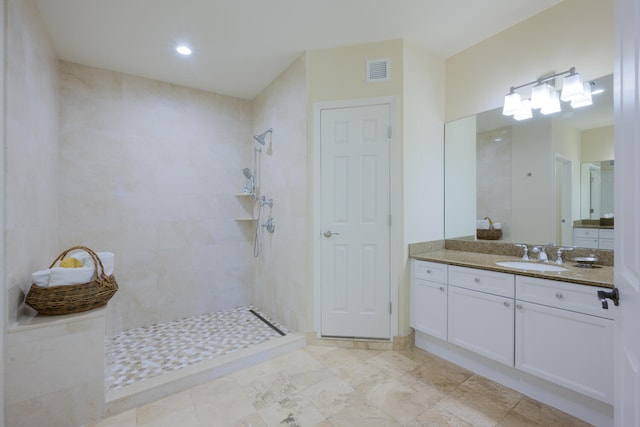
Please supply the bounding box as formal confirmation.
[515,301,614,404]
[411,278,447,340]
[448,286,514,366]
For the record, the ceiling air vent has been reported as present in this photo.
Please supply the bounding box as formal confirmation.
[367,58,390,83]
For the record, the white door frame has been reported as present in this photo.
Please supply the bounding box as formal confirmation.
[312,96,399,340]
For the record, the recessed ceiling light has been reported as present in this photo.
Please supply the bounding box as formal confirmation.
[176,45,192,56]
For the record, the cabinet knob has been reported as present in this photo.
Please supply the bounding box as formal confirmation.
[439,286,445,292]
[516,304,523,310]
[504,301,511,308]
[474,278,480,283]
[426,269,432,274]
[555,292,564,300]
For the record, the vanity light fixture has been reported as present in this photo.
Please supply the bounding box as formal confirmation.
[502,67,592,120]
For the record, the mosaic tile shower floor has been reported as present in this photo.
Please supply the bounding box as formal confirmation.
[106,306,289,391]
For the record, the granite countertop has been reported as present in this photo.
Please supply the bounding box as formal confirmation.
[411,249,614,288]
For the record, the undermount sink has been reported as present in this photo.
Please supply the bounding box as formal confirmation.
[495,261,568,272]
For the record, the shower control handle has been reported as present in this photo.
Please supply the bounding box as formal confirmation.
[323,230,340,238]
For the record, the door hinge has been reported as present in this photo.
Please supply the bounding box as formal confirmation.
[389,302,392,314]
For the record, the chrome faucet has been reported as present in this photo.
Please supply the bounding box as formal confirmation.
[555,247,574,264]
[532,246,548,262]
[514,244,529,260]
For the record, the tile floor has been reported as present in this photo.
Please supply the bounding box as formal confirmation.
[91,345,592,427]
[106,306,288,390]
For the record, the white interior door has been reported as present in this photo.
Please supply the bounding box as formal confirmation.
[319,103,391,339]
[614,0,640,424]
[555,156,572,245]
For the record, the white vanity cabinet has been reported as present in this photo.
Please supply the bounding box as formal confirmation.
[515,276,615,404]
[410,260,448,340]
[573,227,614,249]
[447,266,515,366]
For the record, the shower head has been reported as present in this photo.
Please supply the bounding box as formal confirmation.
[253,128,273,145]
[242,168,253,180]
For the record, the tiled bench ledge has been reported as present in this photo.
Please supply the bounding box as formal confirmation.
[6,307,107,427]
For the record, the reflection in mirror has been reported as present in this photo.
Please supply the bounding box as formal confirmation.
[444,74,613,248]
[581,160,614,219]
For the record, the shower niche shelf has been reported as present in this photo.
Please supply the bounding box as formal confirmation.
[235,193,256,222]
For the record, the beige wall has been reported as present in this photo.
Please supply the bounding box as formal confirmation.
[306,40,405,334]
[306,40,445,336]
[5,0,60,325]
[401,42,446,334]
[306,39,404,103]
[446,0,614,121]
[58,62,255,334]
[251,56,308,333]
[582,125,615,162]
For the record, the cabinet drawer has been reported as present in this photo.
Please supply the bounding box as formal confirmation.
[449,266,514,298]
[574,228,598,238]
[574,237,599,248]
[412,260,447,284]
[515,276,614,319]
[573,237,598,249]
[599,229,614,239]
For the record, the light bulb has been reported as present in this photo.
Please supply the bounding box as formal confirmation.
[176,45,192,56]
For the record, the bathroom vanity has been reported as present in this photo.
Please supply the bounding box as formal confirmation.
[409,243,615,427]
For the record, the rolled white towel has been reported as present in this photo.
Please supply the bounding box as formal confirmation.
[492,222,502,230]
[476,219,490,230]
[96,252,115,276]
[32,269,51,287]
[49,266,94,287]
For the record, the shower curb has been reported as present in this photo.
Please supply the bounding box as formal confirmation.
[103,332,306,417]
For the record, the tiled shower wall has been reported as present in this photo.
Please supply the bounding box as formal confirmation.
[58,62,256,334]
[5,0,60,324]
[6,0,310,337]
[251,56,308,334]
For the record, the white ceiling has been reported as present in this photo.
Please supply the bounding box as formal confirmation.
[32,0,563,100]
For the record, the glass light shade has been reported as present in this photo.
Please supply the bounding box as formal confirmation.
[560,72,585,101]
[540,90,562,115]
[502,92,521,116]
[530,83,551,109]
[513,99,533,121]
[571,82,593,108]
[176,45,192,55]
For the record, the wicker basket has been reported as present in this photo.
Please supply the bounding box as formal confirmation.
[476,216,502,240]
[25,246,118,315]
[476,227,503,240]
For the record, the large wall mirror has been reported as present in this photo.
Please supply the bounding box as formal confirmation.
[444,74,614,248]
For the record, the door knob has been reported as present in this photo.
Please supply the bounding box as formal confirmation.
[597,288,619,309]
[323,230,340,238]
